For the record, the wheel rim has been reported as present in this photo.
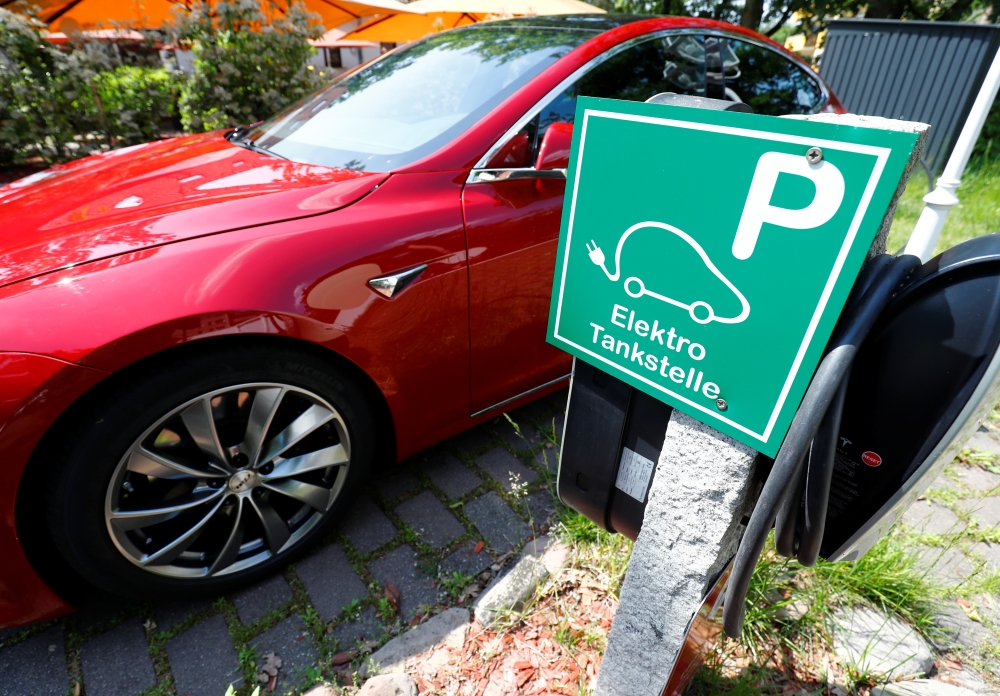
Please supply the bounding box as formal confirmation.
[105,383,351,578]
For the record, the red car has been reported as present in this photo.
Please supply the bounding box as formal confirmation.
[0,14,842,629]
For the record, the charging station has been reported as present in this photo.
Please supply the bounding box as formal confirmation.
[545,91,942,695]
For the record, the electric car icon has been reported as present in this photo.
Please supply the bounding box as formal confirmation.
[586,221,751,325]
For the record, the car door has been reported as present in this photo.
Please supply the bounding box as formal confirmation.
[462,33,712,414]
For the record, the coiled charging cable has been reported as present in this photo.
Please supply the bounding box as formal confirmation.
[722,253,922,639]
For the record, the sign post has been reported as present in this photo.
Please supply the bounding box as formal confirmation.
[546,98,928,695]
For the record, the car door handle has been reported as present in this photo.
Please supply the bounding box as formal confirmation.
[467,168,566,184]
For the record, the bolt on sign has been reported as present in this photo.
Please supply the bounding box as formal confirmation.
[547,98,918,457]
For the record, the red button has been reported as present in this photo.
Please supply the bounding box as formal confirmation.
[862,451,882,467]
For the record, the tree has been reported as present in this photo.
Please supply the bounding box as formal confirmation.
[607,0,993,30]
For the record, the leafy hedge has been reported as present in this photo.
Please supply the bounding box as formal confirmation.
[175,0,326,132]
[0,0,327,167]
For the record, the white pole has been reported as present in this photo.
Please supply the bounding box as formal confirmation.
[903,46,1000,262]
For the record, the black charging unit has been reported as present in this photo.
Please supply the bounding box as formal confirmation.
[557,233,1000,639]
[555,89,1000,644]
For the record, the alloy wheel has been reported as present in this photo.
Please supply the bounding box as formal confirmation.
[104,383,351,578]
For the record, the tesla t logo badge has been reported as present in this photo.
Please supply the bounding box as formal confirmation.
[228,470,257,493]
[547,97,918,456]
[862,451,882,467]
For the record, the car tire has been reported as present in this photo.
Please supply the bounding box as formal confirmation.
[44,342,375,599]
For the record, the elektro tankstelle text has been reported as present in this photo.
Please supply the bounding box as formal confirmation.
[588,304,719,401]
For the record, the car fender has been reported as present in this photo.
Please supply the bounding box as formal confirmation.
[0,171,472,464]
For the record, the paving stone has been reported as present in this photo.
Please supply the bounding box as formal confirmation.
[971,541,1000,571]
[330,607,386,651]
[476,448,538,493]
[296,543,369,622]
[250,615,319,694]
[340,496,398,556]
[369,545,438,619]
[156,599,213,632]
[396,491,465,548]
[873,679,979,696]
[167,614,242,696]
[447,427,492,455]
[914,546,977,586]
[902,501,964,535]
[232,573,293,625]
[930,601,993,652]
[553,412,565,444]
[439,541,493,579]
[957,496,1000,527]
[510,398,556,424]
[359,673,418,696]
[546,388,569,411]
[0,625,69,696]
[0,626,24,648]
[376,468,421,501]
[533,446,559,472]
[464,492,531,551]
[80,618,156,696]
[967,431,1000,456]
[524,490,557,530]
[361,608,470,676]
[928,471,965,495]
[473,553,548,628]
[492,417,542,452]
[75,596,129,634]
[423,452,481,499]
[830,606,934,679]
[957,466,1000,493]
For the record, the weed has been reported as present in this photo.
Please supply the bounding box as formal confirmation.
[237,644,260,675]
[304,664,323,686]
[439,570,475,600]
[503,413,526,442]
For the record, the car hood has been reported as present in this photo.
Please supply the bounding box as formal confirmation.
[0,132,387,288]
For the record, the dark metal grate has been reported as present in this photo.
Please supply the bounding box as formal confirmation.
[820,19,1000,171]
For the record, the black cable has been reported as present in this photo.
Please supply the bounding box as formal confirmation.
[797,370,850,567]
[773,255,893,557]
[722,254,921,640]
[773,445,808,557]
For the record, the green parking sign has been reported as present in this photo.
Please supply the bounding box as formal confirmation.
[547,98,918,457]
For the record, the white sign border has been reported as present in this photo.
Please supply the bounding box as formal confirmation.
[551,108,892,446]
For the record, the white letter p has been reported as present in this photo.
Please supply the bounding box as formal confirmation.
[732,151,845,260]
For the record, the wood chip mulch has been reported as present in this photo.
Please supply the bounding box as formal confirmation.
[399,568,617,695]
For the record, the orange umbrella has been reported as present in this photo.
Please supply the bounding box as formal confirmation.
[344,10,479,43]
[0,0,416,32]
[343,0,603,43]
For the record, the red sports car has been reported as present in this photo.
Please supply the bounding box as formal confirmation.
[0,14,842,629]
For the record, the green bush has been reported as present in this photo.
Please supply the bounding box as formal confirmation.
[173,0,326,132]
[0,9,174,165]
[0,9,99,165]
[92,65,177,144]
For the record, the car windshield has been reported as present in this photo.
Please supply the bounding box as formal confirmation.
[245,26,593,171]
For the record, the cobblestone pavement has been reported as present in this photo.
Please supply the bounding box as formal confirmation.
[900,425,1000,683]
[0,390,567,696]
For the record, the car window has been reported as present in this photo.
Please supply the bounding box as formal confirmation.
[246,26,593,171]
[721,38,824,115]
[537,34,708,135]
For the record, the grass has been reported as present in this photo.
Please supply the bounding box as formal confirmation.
[886,156,1000,256]
[686,532,942,695]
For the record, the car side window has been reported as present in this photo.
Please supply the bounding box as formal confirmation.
[538,34,709,135]
[721,39,824,115]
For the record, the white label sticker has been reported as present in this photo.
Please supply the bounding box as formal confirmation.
[614,447,655,502]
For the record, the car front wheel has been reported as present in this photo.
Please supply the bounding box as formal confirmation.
[45,343,375,598]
